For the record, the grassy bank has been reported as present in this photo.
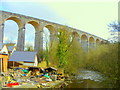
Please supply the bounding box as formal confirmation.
[85,43,119,88]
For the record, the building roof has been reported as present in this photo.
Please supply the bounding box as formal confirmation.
[7,46,15,52]
[9,51,37,62]
[0,43,16,51]
[0,43,5,50]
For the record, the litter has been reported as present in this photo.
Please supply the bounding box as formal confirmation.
[6,82,19,87]
[22,69,29,73]
[44,74,50,78]
[45,78,52,82]
[22,74,26,76]
[37,74,44,77]
[1,67,67,88]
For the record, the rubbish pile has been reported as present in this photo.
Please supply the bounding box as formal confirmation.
[0,67,69,88]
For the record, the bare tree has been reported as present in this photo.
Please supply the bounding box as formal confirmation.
[108,21,120,43]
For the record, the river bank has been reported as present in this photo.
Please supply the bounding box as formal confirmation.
[65,69,118,88]
[1,69,118,88]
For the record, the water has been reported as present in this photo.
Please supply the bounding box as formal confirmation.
[77,70,105,82]
[66,70,113,88]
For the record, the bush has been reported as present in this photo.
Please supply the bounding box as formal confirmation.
[86,43,119,87]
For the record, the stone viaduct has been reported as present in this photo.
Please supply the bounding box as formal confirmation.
[0,10,108,52]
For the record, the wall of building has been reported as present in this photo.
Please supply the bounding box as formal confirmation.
[0,54,8,72]
[1,45,8,54]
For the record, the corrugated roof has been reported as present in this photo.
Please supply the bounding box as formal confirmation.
[8,46,14,51]
[9,51,37,62]
[0,43,5,50]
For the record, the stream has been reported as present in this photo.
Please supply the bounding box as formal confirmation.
[66,70,114,88]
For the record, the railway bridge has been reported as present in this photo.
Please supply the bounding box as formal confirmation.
[0,10,108,52]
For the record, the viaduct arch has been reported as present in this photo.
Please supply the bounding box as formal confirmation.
[0,10,108,52]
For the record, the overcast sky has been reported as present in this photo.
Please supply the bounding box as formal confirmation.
[0,0,118,46]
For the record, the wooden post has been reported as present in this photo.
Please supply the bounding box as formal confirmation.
[0,58,2,72]
[13,61,14,68]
